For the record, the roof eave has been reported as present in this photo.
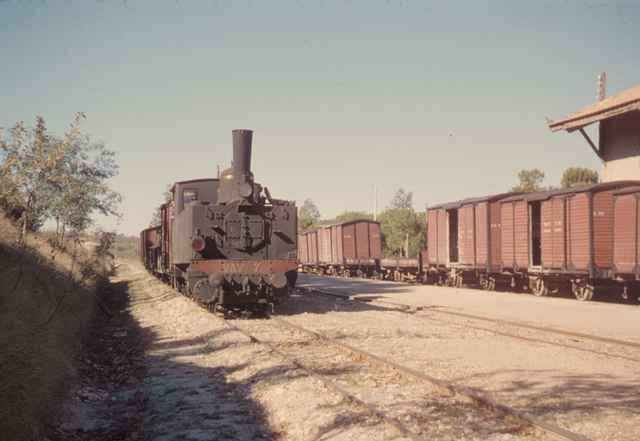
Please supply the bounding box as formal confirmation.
[548,101,640,133]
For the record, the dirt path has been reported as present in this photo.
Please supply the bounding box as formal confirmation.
[54,261,638,440]
[54,261,418,440]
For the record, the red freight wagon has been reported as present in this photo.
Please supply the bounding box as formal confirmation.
[425,194,515,287]
[613,186,640,301]
[335,220,381,264]
[426,200,461,268]
[308,220,382,277]
[500,181,640,300]
[456,193,515,289]
[140,225,162,273]
[336,219,382,277]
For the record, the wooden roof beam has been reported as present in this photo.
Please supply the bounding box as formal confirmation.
[578,128,604,162]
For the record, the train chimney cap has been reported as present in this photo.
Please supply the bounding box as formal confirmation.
[231,129,253,175]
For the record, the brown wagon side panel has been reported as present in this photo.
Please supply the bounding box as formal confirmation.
[514,200,529,269]
[342,224,356,261]
[593,191,615,269]
[613,193,637,274]
[552,198,567,269]
[369,222,382,259]
[540,199,554,268]
[318,227,332,264]
[297,234,307,264]
[568,193,590,272]
[335,224,344,263]
[330,225,339,263]
[475,202,488,266]
[458,205,475,265]
[427,210,438,265]
[355,222,371,259]
[437,209,447,264]
[308,231,319,265]
[489,202,502,271]
[501,202,515,268]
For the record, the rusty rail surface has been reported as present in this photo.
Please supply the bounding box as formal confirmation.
[299,287,640,364]
[302,286,640,350]
[270,314,592,441]
[218,317,426,441]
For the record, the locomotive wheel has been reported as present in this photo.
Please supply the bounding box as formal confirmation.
[573,283,594,301]
[532,278,549,297]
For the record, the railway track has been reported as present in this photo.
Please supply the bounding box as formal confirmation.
[299,286,640,356]
[221,314,591,441]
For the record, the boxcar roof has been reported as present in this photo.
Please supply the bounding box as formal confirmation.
[428,200,464,210]
[300,219,379,234]
[500,181,640,203]
[548,84,640,132]
[613,185,640,196]
[429,192,517,210]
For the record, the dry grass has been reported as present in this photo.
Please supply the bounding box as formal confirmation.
[0,214,112,441]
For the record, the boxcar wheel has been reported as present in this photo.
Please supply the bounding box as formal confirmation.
[532,278,549,297]
[573,284,594,301]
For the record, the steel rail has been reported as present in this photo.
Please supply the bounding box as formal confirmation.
[218,317,426,441]
[303,286,640,350]
[299,287,640,363]
[270,315,592,441]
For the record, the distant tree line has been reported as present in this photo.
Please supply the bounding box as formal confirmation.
[512,167,599,193]
[0,114,121,244]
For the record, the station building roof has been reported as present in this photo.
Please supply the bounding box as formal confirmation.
[548,84,640,133]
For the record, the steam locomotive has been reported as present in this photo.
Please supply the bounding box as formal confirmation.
[139,129,298,311]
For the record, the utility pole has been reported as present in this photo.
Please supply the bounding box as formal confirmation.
[374,185,378,221]
[404,232,409,258]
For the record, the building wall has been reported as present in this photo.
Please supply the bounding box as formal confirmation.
[601,111,640,182]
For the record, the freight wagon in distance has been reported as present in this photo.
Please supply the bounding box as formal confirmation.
[298,219,383,278]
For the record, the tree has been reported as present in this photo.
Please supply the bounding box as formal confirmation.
[561,167,599,189]
[0,114,121,244]
[390,188,413,209]
[333,211,373,223]
[298,198,321,231]
[0,116,77,241]
[512,169,545,193]
[378,189,425,257]
[47,137,121,242]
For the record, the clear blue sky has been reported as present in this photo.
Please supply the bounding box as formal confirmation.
[1,1,638,235]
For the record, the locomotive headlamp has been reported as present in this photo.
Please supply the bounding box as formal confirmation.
[270,272,288,289]
[191,236,206,252]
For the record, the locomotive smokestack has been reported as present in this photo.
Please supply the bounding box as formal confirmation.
[232,129,253,175]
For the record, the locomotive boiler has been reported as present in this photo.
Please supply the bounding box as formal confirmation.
[146,129,298,311]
